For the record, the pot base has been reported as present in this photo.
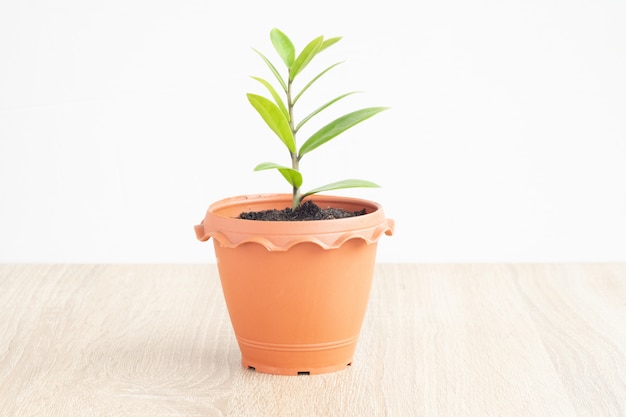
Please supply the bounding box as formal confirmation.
[244,361,353,376]
[238,334,359,375]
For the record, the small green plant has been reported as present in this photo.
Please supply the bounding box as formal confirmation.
[248,28,388,209]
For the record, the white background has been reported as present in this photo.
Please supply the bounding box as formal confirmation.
[1,0,625,263]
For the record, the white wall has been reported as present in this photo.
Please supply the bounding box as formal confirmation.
[1,0,625,263]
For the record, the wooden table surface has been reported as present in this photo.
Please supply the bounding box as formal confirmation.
[0,264,624,416]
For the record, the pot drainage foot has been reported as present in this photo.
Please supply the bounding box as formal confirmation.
[246,363,352,375]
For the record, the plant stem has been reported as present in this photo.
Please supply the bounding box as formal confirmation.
[287,74,301,209]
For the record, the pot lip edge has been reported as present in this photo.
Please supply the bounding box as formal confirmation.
[194,193,394,248]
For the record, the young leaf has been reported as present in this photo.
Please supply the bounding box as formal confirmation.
[290,36,324,82]
[299,107,389,157]
[302,179,380,198]
[319,36,342,53]
[270,28,295,68]
[253,49,287,92]
[293,61,344,105]
[296,92,361,132]
[255,162,303,188]
[247,94,296,153]
[251,76,289,121]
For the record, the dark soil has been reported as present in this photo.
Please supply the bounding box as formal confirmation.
[238,200,367,221]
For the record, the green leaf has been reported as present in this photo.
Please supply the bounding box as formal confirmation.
[253,49,287,92]
[293,61,344,105]
[254,162,303,188]
[290,36,324,81]
[270,28,295,68]
[302,179,380,198]
[251,76,289,121]
[296,91,361,132]
[247,94,296,153]
[319,36,341,53]
[299,107,389,157]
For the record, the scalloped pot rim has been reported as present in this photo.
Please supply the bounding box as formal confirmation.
[195,194,395,251]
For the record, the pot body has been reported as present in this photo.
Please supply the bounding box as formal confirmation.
[195,194,394,375]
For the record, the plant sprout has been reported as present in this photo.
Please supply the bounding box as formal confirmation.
[248,28,388,209]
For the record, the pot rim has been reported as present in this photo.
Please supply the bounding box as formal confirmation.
[194,193,394,250]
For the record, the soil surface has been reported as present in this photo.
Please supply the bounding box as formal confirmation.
[238,200,367,221]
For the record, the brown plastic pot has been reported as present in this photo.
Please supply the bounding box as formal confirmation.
[194,194,394,375]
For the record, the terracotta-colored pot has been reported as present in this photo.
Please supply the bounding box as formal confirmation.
[195,194,394,375]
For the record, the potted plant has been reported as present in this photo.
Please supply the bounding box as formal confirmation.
[194,28,394,375]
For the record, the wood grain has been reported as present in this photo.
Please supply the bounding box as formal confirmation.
[0,264,624,416]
